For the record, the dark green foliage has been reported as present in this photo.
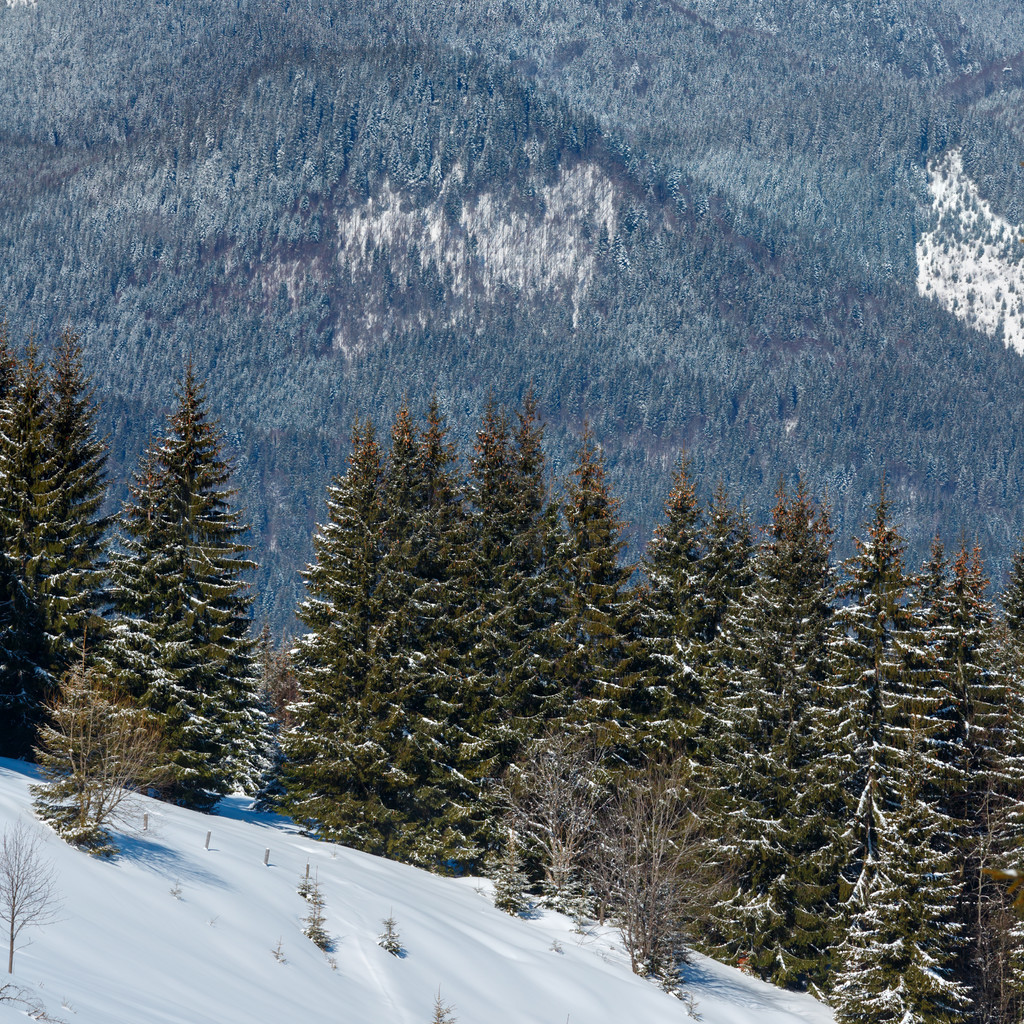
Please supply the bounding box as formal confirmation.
[466,389,563,771]
[638,452,709,753]
[551,426,638,751]
[832,736,972,1024]
[0,332,109,759]
[282,417,386,840]
[44,329,109,659]
[369,398,489,868]
[830,487,922,907]
[286,401,490,869]
[0,345,56,757]
[701,481,840,988]
[109,363,262,810]
[915,544,1024,1011]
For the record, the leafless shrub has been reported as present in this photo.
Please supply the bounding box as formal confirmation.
[593,758,719,997]
[498,730,607,913]
[0,980,68,1022]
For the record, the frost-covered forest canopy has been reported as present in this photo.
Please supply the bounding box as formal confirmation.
[1,0,1024,630]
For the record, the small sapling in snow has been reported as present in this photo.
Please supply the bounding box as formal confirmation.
[430,988,458,1023]
[378,912,404,956]
[302,877,332,952]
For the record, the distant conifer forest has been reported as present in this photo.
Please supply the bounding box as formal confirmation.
[5,323,1024,1022]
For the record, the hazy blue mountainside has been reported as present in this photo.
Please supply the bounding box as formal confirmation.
[1,0,1024,629]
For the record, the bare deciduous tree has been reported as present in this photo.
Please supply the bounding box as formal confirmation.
[595,759,721,995]
[32,663,165,854]
[498,730,607,911]
[0,822,60,974]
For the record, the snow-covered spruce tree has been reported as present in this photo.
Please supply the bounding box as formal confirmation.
[695,481,756,660]
[108,362,264,810]
[465,389,563,778]
[42,329,109,663]
[0,340,49,759]
[830,487,917,906]
[831,724,971,1024]
[549,425,637,755]
[700,480,841,989]
[919,542,1024,1017]
[0,330,110,760]
[686,481,756,769]
[491,822,530,916]
[637,451,708,755]
[292,399,487,869]
[370,397,489,869]
[281,417,389,843]
[827,487,978,1007]
[998,538,1024,1018]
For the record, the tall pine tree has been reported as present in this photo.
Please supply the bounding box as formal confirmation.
[282,417,388,842]
[701,480,840,988]
[550,425,636,753]
[109,362,262,810]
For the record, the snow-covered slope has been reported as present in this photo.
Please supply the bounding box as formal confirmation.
[0,759,834,1024]
[916,150,1024,354]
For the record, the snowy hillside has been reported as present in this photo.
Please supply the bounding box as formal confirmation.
[916,150,1024,354]
[0,759,834,1024]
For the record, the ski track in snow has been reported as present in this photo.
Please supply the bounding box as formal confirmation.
[0,758,835,1024]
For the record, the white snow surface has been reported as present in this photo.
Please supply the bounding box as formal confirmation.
[916,150,1024,354]
[0,758,835,1024]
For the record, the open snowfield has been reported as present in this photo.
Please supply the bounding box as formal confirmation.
[0,759,835,1024]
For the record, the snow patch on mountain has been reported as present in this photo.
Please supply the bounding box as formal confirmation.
[916,150,1024,354]
[332,162,618,356]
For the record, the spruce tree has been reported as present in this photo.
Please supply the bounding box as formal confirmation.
[832,728,972,1024]
[697,481,756,656]
[466,389,561,774]
[0,328,108,759]
[829,489,976,1009]
[293,400,486,868]
[109,363,262,810]
[43,329,109,658]
[920,543,1022,1014]
[638,451,707,754]
[830,486,919,911]
[373,397,486,867]
[550,425,635,752]
[999,538,1024,1019]
[282,417,389,842]
[701,480,840,988]
[0,343,54,757]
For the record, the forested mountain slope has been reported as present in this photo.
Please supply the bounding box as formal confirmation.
[1,0,1023,628]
